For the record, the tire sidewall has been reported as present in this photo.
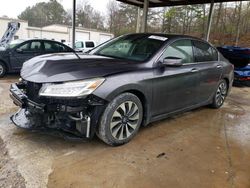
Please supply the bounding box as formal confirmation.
[0,62,6,78]
[98,93,143,146]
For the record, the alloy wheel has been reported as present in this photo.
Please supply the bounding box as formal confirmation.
[215,82,227,106]
[110,101,140,140]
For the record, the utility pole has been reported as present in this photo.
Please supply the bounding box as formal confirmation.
[72,0,76,49]
[206,1,215,42]
[141,0,149,32]
[136,7,141,33]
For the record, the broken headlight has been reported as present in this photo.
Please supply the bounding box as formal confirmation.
[39,78,105,98]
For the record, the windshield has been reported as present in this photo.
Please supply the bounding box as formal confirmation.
[93,35,167,61]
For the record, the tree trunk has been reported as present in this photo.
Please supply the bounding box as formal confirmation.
[235,1,242,46]
[215,3,223,32]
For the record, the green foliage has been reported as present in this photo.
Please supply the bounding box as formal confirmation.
[18,0,68,27]
[165,8,176,19]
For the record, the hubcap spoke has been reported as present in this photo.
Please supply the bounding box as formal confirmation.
[118,125,124,140]
[112,124,123,138]
[125,124,131,138]
[119,103,126,116]
[127,101,133,114]
[129,112,139,121]
[110,120,121,129]
[127,122,137,130]
[113,110,122,119]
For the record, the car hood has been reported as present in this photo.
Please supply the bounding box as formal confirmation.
[21,53,142,83]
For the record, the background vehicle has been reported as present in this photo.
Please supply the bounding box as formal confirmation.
[217,46,250,67]
[234,65,250,86]
[75,40,96,52]
[10,33,234,146]
[0,39,74,77]
[217,46,250,86]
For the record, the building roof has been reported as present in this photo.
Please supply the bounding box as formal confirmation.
[117,0,248,7]
[0,16,28,23]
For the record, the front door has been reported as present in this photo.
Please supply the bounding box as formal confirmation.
[10,41,43,70]
[152,39,200,117]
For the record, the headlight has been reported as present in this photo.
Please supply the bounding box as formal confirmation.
[39,78,105,97]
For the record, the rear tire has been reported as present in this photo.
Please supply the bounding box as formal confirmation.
[211,79,228,109]
[97,93,143,146]
[0,62,7,78]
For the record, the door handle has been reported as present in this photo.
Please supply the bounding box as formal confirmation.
[190,68,199,73]
[216,65,222,68]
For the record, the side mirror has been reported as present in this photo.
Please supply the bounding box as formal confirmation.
[16,48,23,53]
[162,57,183,67]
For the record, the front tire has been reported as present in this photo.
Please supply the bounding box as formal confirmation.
[0,62,7,78]
[211,79,228,108]
[97,93,143,146]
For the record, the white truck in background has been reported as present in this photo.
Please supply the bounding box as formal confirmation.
[64,35,113,53]
[74,40,96,52]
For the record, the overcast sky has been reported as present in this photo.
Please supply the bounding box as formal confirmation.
[0,0,110,18]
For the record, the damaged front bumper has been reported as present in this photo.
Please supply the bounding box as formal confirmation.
[10,82,107,140]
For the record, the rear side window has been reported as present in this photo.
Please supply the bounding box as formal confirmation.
[192,40,218,62]
[161,39,194,64]
[30,41,42,51]
[44,42,69,52]
[85,42,95,48]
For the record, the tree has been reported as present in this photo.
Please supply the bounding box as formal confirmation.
[76,2,105,30]
[18,0,69,27]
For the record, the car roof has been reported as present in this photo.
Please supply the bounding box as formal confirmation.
[24,39,65,43]
[124,33,203,41]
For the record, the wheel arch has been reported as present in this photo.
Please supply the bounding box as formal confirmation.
[102,84,151,126]
[123,89,149,126]
[223,77,229,87]
[0,59,9,72]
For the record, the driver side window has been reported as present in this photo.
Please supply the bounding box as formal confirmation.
[161,39,194,64]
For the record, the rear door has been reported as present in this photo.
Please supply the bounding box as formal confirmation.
[152,39,200,116]
[192,40,222,103]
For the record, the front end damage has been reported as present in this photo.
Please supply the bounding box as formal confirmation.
[10,81,107,140]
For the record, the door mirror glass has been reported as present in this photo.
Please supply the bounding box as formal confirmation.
[162,57,183,67]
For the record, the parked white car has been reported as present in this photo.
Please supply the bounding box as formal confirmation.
[75,40,96,52]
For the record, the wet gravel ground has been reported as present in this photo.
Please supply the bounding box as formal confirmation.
[0,75,250,188]
[0,137,25,188]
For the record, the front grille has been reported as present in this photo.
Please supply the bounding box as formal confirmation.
[26,82,42,103]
